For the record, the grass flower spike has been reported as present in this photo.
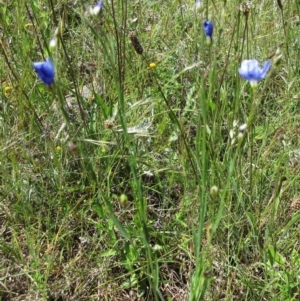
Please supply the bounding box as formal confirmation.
[203,20,213,44]
[32,58,55,86]
[238,59,271,87]
[90,1,103,16]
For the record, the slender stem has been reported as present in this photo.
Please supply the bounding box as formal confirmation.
[151,69,200,184]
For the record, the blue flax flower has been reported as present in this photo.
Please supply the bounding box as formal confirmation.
[203,20,213,44]
[238,59,271,86]
[33,58,55,86]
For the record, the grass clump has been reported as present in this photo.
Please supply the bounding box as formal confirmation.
[1,0,300,300]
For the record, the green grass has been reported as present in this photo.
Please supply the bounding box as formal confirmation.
[1,0,300,300]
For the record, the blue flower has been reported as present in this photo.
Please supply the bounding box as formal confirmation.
[32,58,55,86]
[238,59,271,86]
[90,1,103,15]
[203,20,213,38]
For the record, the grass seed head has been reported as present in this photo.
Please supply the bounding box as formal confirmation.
[104,119,114,129]
[290,198,300,213]
[129,31,143,55]
[68,142,78,153]
[240,2,251,17]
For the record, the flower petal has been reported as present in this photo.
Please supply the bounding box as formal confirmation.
[33,58,55,86]
[260,60,271,79]
[238,59,270,82]
[203,20,213,38]
[238,60,253,80]
[246,60,262,81]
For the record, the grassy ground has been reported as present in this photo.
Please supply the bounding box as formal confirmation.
[1,0,300,300]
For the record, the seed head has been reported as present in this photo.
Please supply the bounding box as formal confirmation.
[68,142,78,153]
[129,31,143,55]
[104,119,114,129]
[240,2,251,17]
[290,198,300,213]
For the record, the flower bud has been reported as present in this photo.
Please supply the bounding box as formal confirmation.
[237,132,244,141]
[273,47,283,66]
[49,36,57,49]
[210,186,219,198]
[195,0,203,11]
[239,123,247,133]
[119,194,129,206]
[32,58,55,86]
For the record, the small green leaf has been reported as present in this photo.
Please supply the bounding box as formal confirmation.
[100,249,117,257]
[268,245,275,266]
[109,212,131,240]
[268,245,285,266]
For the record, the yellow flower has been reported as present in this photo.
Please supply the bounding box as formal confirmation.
[4,86,12,97]
[149,62,156,69]
[56,146,62,151]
